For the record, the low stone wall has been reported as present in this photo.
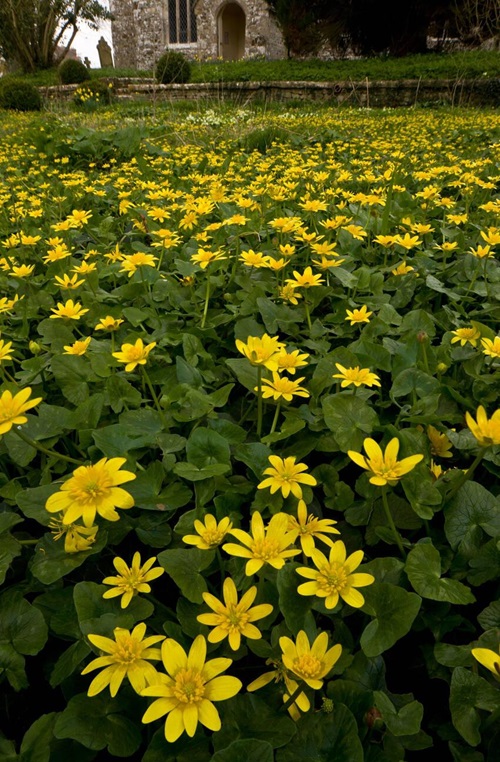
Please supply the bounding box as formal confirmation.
[40,78,500,108]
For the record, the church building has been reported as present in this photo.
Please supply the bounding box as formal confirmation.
[110,0,286,70]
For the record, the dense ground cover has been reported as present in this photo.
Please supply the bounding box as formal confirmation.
[0,105,499,761]
[8,49,500,87]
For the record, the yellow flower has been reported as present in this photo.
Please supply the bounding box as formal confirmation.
[81,623,164,697]
[427,425,453,458]
[391,261,415,276]
[429,459,444,480]
[95,316,124,332]
[53,273,85,290]
[287,499,340,556]
[197,577,273,650]
[141,635,242,742]
[50,299,89,320]
[286,267,324,288]
[112,338,156,372]
[67,209,92,227]
[247,660,310,720]
[471,648,500,680]
[481,336,500,359]
[296,541,375,609]
[451,327,481,347]
[0,340,14,363]
[465,405,500,447]
[0,387,42,436]
[373,235,396,248]
[279,284,302,305]
[11,264,35,277]
[345,305,372,325]
[332,363,380,388]
[258,455,317,499]
[120,252,158,277]
[342,224,367,240]
[223,511,300,576]
[470,244,493,259]
[280,630,342,689]
[50,517,98,553]
[394,233,422,250]
[63,337,91,356]
[102,552,164,608]
[239,250,269,268]
[259,373,310,402]
[190,248,227,269]
[480,228,500,246]
[0,295,22,314]
[45,457,136,527]
[275,349,309,375]
[311,255,345,270]
[183,514,232,549]
[235,334,285,371]
[348,437,424,486]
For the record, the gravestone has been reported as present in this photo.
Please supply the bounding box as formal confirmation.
[97,37,114,68]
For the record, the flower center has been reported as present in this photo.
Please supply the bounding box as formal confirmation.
[224,604,249,631]
[115,637,143,664]
[318,562,347,593]
[127,347,144,361]
[252,538,280,561]
[201,527,225,546]
[0,401,19,421]
[293,653,323,679]
[173,669,206,704]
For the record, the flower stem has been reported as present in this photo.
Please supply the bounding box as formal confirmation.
[269,403,281,435]
[381,488,406,559]
[445,448,486,504]
[282,680,306,713]
[201,276,210,329]
[141,367,167,428]
[14,428,81,465]
[304,300,312,332]
[256,366,263,439]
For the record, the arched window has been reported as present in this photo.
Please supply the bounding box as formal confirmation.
[168,0,197,44]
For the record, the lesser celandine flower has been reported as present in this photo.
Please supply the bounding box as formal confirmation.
[0,387,42,436]
[95,316,124,332]
[348,437,424,486]
[112,338,156,372]
[50,299,89,320]
[45,457,136,527]
[451,327,481,347]
[141,635,242,743]
[197,578,273,650]
[49,517,98,553]
[287,499,340,556]
[223,512,300,576]
[120,252,158,276]
[391,261,416,276]
[81,623,164,697]
[427,425,453,458]
[235,334,284,371]
[190,248,227,269]
[247,660,311,720]
[471,647,500,679]
[275,348,309,374]
[258,455,317,499]
[183,514,232,549]
[296,541,375,609]
[465,405,500,447]
[280,630,342,690]
[286,267,324,289]
[332,363,380,389]
[345,305,372,325]
[102,552,164,608]
[63,337,91,356]
[0,340,14,363]
[481,336,500,359]
[54,273,85,290]
[259,373,310,402]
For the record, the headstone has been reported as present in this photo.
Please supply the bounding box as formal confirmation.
[84,57,91,69]
[97,37,114,68]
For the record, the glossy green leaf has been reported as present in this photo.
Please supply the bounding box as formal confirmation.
[322,394,378,452]
[157,548,215,603]
[406,543,475,604]
[361,583,421,657]
[276,704,363,762]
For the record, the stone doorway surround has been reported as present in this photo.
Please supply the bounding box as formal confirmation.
[218,2,246,60]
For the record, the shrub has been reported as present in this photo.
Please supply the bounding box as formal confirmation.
[73,79,113,109]
[59,58,91,85]
[155,50,191,84]
[0,79,42,111]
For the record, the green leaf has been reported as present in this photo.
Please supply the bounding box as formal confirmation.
[445,481,500,555]
[391,368,440,400]
[73,581,154,636]
[215,694,296,751]
[233,442,272,477]
[50,640,91,687]
[276,704,363,762]
[373,692,423,736]
[157,548,215,603]
[405,543,475,604]
[211,740,274,762]
[401,468,442,520]
[186,427,231,467]
[434,643,474,668]
[478,600,500,630]
[0,735,16,762]
[226,358,258,392]
[135,513,172,548]
[0,590,48,690]
[174,462,231,481]
[30,531,107,585]
[322,394,378,452]
[361,583,421,657]
[92,423,160,456]
[126,462,165,509]
[277,562,313,635]
[19,713,57,762]
[143,729,211,762]
[54,692,141,756]
[16,484,64,527]
[450,667,500,746]
[0,512,23,584]
[50,355,93,404]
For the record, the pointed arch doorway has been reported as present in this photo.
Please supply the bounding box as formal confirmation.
[218,3,246,61]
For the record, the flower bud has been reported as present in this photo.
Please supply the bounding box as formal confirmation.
[29,341,42,354]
